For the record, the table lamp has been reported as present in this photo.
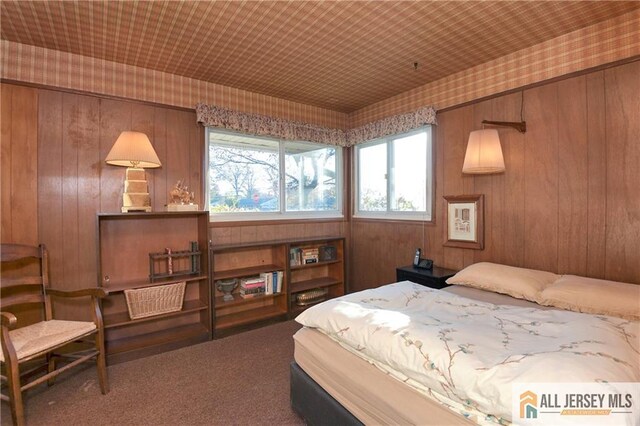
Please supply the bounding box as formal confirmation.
[105,131,161,212]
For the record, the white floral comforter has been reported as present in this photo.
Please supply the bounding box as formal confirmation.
[295,281,640,424]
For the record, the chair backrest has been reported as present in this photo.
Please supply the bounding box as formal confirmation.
[1,243,52,322]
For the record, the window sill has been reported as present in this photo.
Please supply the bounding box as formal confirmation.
[209,214,346,227]
[352,215,434,224]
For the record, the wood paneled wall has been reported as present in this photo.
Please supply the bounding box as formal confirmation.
[1,84,202,318]
[2,60,638,313]
[1,84,38,245]
[1,83,347,319]
[36,89,203,301]
[210,222,347,247]
[350,60,640,291]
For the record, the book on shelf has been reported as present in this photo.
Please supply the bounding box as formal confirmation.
[290,248,302,266]
[239,288,265,298]
[260,271,284,295]
[242,281,265,289]
[290,247,321,266]
[240,276,265,287]
[303,248,319,262]
[238,271,283,297]
[240,276,264,284]
[260,272,272,295]
[240,286,265,294]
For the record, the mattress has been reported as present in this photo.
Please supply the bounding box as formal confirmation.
[293,285,548,425]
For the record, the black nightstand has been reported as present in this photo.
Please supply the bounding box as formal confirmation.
[396,265,458,289]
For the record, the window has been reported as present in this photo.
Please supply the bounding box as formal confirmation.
[207,129,342,220]
[354,127,433,221]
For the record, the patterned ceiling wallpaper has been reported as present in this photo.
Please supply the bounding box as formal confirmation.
[1,9,638,130]
[2,1,637,112]
[0,40,348,129]
[350,9,640,127]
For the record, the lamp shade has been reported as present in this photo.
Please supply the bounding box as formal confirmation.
[105,131,161,168]
[462,129,505,174]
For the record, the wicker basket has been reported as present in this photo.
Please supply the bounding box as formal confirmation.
[295,288,328,306]
[124,281,186,320]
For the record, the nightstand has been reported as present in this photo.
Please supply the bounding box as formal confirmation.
[396,265,458,289]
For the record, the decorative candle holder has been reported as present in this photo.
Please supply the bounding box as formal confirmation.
[216,279,238,302]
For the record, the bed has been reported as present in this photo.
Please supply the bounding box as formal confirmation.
[290,263,640,426]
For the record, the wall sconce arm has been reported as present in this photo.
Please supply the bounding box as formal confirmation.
[481,120,526,133]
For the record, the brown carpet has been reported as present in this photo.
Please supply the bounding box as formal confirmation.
[1,320,305,426]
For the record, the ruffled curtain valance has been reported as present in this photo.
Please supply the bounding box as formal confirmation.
[196,103,346,146]
[195,103,437,147]
[347,107,437,145]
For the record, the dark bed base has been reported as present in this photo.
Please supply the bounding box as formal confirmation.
[290,362,363,426]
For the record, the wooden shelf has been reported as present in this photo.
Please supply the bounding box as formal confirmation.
[150,270,201,282]
[98,211,212,363]
[104,299,208,329]
[290,277,341,293]
[97,211,208,220]
[215,305,287,330]
[211,236,344,334]
[106,323,209,355]
[212,236,342,252]
[290,259,341,270]
[150,250,202,259]
[213,264,282,281]
[213,292,285,308]
[104,274,208,293]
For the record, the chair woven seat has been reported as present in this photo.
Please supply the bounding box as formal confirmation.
[1,243,109,425]
[0,320,97,363]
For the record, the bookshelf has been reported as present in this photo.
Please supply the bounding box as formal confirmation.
[211,242,288,336]
[97,211,212,364]
[288,237,345,316]
[210,237,345,335]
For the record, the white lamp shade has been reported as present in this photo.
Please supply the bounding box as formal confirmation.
[462,129,505,174]
[105,131,161,168]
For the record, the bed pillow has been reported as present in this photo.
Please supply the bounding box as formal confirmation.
[445,262,559,302]
[539,275,640,320]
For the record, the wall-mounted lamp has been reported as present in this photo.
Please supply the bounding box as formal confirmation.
[462,92,526,174]
[105,131,161,212]
[462,129,506,174]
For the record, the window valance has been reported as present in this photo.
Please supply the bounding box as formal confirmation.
[195,103,436,147]
[347,107,437,146]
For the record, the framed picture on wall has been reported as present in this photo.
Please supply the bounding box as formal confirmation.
[443,194,484,250]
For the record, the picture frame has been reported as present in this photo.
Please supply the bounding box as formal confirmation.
[443,194,484,250]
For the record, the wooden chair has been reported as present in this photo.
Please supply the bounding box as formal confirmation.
[0,243,109,425]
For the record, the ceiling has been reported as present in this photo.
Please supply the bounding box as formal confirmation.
[2,1,638,113]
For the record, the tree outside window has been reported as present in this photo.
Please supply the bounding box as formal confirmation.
[207,130,342,219]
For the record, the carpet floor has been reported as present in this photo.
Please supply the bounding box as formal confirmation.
[1,320,305,426]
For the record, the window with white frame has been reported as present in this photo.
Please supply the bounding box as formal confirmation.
[354,126,433,220]
[207,129,342,220]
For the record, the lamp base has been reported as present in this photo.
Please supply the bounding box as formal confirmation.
[121,167,153,213]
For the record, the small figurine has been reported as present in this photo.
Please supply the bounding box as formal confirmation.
[169,180,195,205]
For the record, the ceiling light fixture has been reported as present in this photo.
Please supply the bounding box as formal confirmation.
[462,91,526,174]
